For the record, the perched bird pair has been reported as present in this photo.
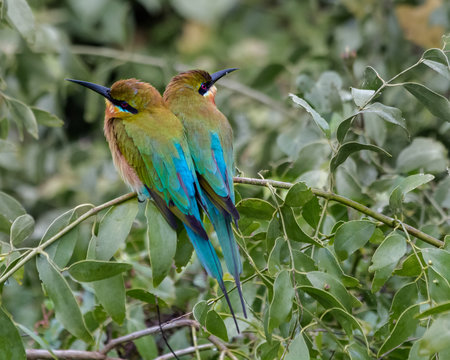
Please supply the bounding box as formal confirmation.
[67,68,246,331]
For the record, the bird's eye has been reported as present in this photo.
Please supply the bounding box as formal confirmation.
[198,82,209,95]
[115,100,138,114]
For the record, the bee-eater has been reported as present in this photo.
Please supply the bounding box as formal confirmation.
[66,78,241,330]
[163,69,247,318]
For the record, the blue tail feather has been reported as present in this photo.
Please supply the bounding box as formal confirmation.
[184,225,241,332]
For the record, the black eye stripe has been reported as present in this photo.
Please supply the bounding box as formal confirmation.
[198,81,212,95]
[112,99,138,114]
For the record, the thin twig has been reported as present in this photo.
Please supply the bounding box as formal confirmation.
[70,45,296,118]
[26,349,122,360]
[233,177,444,247]
[154,344,215,360]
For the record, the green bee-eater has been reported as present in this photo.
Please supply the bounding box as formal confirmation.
[164,69,247,319]
[67,78,241,330]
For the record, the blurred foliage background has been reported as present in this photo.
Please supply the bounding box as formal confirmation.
[0,0,449,359]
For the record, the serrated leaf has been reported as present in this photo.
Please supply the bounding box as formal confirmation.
[421,48,450,80]
[206,310,228,342]
[389,174,434,213]
[7,97,38,139]
[378,304,420,357]
[361,102,408,133]
[31,107,64,127]
[96,198,138,260]
[330,141,390,172]
[284,182,314,207]
[92,275,126,325]
[68,260,132,282]
[418,314,450,355]
[369,234,406,272]
[269,270,294,332]
[403,82,450,121]
[334,221,376,260]
[285,332,309,360]
[5,0,35,43]
[0,307,26,360]
[289,93,330,137]
[145,201,177,287]
[36,256,93,343]
[10,214,34,246]
[351,87,375,107]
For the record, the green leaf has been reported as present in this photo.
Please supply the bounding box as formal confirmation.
[31,107,64,127]
[92,275,126,325]
[206,310,228,342]
[96,198,138,260]
[306,271,362,311]
[394,253,423,277]
[68,260,132,282]
[317,247,359,287]
[236,198,276,220]
[301,196,321,229]
[348,343,371,360]
[0,191,26,232]
[417,302,450,319]
[126,289,167,307]
[10,214,34,246]
[428,267,450,303]
[361,102,408,134]
[269,270,294,332]
[422,248,450,284]
[330,141,390,172]
[389,174,434,213]
[378,304,420,357]
[16,324,56,360]
[330,308,367,342]
[193,300,208,326]
[5,0,35,43]
[390,282,418,322]
[41,209,78,268]
[258,341,281,360]
[361,66,384,91]
[7,97,38,139]
[396,138,448,173]
[336,115,355,143]
[284,182,314,207]
[422,48,450,80]
[127,307,158,360]
[403,82,450,120]
[36,256,93,343]
[289,93,330,137]
[280,205,322,246]
[0,307,26,360]
[174,229,193,271]
[0,139,16,153]
[408,341,428,360]
[145,201,177,287]
[334,221,376,261]
[369,233,406,272]
[299,285,345,310]
[285,332,310,360]
[351,87,375,107]
[418,314,450,355]
[267,237,289,275]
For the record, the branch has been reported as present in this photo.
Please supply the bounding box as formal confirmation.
[154,344,214,360]
[70,45,296,119]
[26,349,122,360]
[0,192,136,285]
[233,177,444,248]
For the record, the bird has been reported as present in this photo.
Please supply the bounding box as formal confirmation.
[163,68,247,319]
[66,78,241,330]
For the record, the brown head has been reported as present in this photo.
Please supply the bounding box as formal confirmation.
[66,78,164,120]
[163,68,238,106]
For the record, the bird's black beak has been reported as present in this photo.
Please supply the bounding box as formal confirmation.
[66,79,113,101]
[210,68,238,84]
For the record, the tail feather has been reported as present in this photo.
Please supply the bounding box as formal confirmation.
[184,225,241,332]
[204,197,247,318]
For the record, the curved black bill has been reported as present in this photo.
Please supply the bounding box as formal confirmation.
[210,68,238,84]
[66,79,112,101]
